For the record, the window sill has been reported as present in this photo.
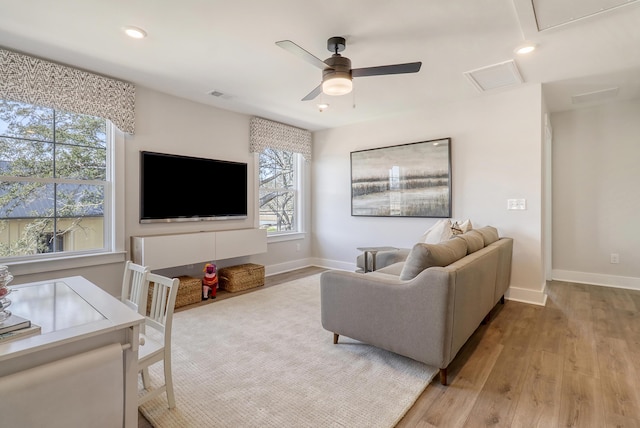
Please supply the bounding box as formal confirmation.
[267,232,306,244]
[5,251,127,276]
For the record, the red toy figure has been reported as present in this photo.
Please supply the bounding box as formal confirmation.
[202,263,218,300]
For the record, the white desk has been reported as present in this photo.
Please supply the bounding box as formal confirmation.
[0,276,144,428]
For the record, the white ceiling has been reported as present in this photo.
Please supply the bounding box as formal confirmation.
[1,0,639,131]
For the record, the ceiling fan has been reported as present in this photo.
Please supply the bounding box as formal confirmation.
[276,36,422,101]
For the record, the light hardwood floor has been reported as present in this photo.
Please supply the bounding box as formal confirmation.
[141,271,640,427]
[397,279,640,428]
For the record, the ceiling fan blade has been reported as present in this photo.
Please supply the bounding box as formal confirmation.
[301,84,323,101]
[276,40,328,70]
[352,62,422,78]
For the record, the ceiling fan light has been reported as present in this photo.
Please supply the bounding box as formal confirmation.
[322,76,353,96]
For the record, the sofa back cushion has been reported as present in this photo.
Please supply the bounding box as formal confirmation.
[475,226,500,246]
[455,229,485,254]
[399,238,468,280]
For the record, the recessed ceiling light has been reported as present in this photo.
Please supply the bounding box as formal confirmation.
[514,42,537,55]
[317,103,329,112]
[123,26,147,39]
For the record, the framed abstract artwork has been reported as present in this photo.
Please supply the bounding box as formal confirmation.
[351,138,451,217]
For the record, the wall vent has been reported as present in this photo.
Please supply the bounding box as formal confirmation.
[571,87,619,104]
[463,60,523,92]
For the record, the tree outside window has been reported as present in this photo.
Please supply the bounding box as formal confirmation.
[258,148,300,233]
[0,100,108,258]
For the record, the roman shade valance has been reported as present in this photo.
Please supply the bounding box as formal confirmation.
[0,48,136,134]
[249,117,312,161]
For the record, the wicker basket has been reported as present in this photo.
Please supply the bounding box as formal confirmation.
[147,275,201,313]
[219,263,265,293]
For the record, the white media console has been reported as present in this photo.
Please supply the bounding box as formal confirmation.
[131,228,267,270]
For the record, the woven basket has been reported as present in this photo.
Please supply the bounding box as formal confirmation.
[147,275,201,313]
[219,263,265,293]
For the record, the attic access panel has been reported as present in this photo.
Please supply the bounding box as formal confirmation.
[532,0,640,30]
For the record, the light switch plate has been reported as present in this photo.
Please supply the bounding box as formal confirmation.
[507,199,526,210]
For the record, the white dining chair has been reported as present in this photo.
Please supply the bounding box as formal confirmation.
[121,261,150,316]
[138,273,180,409]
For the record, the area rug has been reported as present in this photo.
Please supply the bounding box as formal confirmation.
[138,273,437,427]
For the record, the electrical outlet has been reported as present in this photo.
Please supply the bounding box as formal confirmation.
[610,253,620,264]
[507,199,526,210]
[296,243,301,251]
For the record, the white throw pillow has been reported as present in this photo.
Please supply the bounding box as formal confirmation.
[420,219,452,244]
[456,219,473,233]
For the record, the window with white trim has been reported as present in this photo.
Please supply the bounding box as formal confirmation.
[258,148,302,234]
[0,99,112,260]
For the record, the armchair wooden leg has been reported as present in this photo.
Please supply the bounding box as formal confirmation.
[333,333,339,344]
[501,295,505,304]
[439,368,447,385]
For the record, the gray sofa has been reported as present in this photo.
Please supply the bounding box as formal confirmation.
[320,226,513,385]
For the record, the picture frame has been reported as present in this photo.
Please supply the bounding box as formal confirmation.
[351,138,451,218]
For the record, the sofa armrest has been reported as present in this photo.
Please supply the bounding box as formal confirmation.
[320,268,454,368]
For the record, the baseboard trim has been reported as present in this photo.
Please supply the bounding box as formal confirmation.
[552,269,640,291]
[308,257,356,272]
[264,258,315,277]
[264,258,356,277]
[504,283,548,306]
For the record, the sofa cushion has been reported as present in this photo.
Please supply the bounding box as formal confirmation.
[475,226,500,246]
[454,230,485,254]
[400,238,468,280]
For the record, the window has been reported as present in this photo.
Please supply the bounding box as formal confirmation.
[0,99,111,260]
[258,148,302,234]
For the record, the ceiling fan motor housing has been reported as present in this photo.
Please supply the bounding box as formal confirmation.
[323,54,352,81]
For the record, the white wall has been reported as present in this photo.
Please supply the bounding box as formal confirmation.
[312,85,546,302]
[551,98,640,289]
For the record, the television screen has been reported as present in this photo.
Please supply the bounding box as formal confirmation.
[140,151,248,223]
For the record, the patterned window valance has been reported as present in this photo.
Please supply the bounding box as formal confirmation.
[249,117,312,161]
[0,48,136,134]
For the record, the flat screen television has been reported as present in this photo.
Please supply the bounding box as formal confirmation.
[140,151,248,223]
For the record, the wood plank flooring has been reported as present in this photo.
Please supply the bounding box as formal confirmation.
[140,271,640,427]
[397,280,640,428]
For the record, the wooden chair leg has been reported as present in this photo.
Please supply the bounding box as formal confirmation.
[501,295,505,304]
[142,368,151,389]
[333,333,339,344]
[165,352,176,409]
[439,368,447,385]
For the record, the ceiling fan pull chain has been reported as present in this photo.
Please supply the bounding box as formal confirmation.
[352,86,356,109]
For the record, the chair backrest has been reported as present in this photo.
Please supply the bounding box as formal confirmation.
[145,273,180,345]
[121,261,150,315]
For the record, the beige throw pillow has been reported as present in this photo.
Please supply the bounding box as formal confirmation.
[455,229,485,254]
[400,238,468,280]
